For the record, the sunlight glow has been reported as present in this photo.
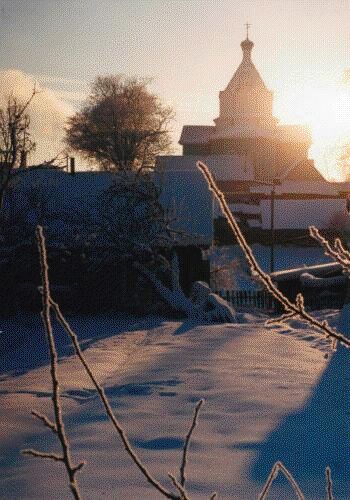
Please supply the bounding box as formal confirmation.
[275,82,350,180]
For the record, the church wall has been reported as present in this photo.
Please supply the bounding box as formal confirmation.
[208,137,275,180]
[260,198,345,230]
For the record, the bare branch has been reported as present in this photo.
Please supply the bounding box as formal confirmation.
[180,399,204,487]
[73,462,86,474]
[265,311,297,326]
[197,161,350,348]
[258,461,304,500]
[168,473,189,500]
[309,226,350,274]
[21,449,63,462]
[31,410,57,433]
[34,226,83,500]
[325,466,334,500]
[48,296,180,500]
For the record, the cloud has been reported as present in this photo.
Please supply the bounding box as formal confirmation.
[343,69,350,85]
[50,89,88,104]
[32,73,89,106]
[0,69,73,164]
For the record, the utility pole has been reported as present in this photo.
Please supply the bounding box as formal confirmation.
[270,182,276,273]
[251,178,278,273]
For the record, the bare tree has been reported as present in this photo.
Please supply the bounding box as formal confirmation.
[0,87,37,208]
[65,75,174,172]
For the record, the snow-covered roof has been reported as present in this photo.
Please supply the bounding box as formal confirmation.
[271,262,341,282]
[299,272,346,288]
[212,122,277,140]
[332,181,350,194]
[155,155,254,181]
[8,167,213,248]
[154,169,213,246]
[252,180,337,196]
[179,125,215,145]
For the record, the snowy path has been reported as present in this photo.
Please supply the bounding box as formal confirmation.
[0,314,349,499]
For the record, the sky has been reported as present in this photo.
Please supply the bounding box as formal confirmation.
[1,0,350,178]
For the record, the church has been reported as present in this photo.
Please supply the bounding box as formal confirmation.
[156,29,350,243]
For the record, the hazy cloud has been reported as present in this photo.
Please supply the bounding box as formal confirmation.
[343,69,350,84]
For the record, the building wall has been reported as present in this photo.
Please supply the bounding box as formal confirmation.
[260,198,346,230]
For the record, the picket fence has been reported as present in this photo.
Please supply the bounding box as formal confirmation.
[215,289,278,312]
[215,289,344,312]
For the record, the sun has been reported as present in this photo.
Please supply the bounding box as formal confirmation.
[275,83,350,180]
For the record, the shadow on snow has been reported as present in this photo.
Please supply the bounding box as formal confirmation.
[0,313,165,377]
[249,346,350,498]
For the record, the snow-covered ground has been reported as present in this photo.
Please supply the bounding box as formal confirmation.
[1,310,349,499]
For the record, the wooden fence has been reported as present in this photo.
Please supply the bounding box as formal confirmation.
[215,289,278,312]
[215,289,344,312]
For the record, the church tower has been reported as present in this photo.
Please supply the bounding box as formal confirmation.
[179,27,315,181]
[215,28,277,130]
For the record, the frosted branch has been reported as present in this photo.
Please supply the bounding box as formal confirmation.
[334,237,350,261]
[258,461,304,500]
[309,226,350,274]
[31,410,57,433]
[197,161,350,348]
[180,399,204,487]
[325,466,334,500]
[34,226,83,500]
[168,473,189,500]
[265,311,297,326]
[22,449,63,462]
[48,297,180,500]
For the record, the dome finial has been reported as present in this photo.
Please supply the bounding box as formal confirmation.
[244,21,251,40]
[241,22,254,58]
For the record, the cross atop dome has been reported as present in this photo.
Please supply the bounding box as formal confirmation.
[241,22,254,57]
[244,22,251,40]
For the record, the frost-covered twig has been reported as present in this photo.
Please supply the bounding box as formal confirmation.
[196,161,350,347]
[325,466,334,500]
[309,226,350,274]
[258,461,304,500]
[34,225,180,499]
[168,473,189,500]
[180,399,204,487]
[22,449,64,462]
[23,226,83,500]
[265,310,296,325]
[31,410,57,433]
[48,297,180,500]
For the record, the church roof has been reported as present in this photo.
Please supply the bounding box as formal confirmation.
[155,155,254,181]
[276,124,311,143]
[179,125,215,145]
[224,36,267,93]
[278,159,326,182]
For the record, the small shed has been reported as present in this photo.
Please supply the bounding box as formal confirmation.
[270,262,346,310]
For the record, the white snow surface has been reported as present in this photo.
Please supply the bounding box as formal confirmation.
[0,311,349,499]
